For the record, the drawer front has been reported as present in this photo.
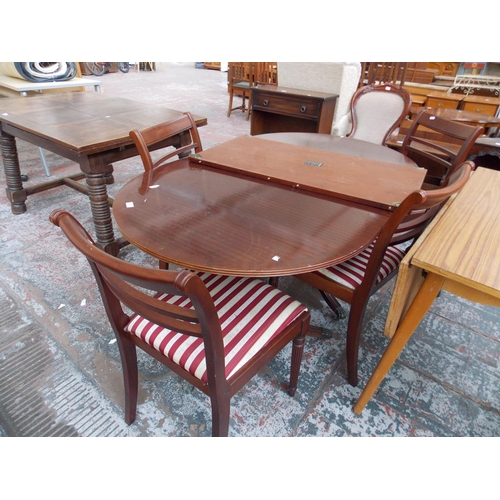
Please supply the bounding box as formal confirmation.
[253,93,320,119]
[462,102,498,116]
[426,97,459,109]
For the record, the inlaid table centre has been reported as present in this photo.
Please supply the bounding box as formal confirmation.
[0,92,207,255]
[113,133,426,278]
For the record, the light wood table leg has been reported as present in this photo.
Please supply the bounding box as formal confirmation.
[353,272,446,414]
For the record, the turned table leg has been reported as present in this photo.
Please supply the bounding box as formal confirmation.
[0,131,27,214]
[85,172,120,256]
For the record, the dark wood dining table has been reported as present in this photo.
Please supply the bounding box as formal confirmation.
[0,92,207,255]
[113,133,425,277]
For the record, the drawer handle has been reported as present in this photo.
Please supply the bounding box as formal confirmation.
[437,102,443,107]
[263,99,269,106]
[477,107,483,112]
[300,105,307,113]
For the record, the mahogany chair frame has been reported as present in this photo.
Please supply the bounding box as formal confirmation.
[129,111,202,174]
[359,62,408,89]
[50,210,310,437]
[400,109,483,187]
[295,161,474,387]
[348,83,412,145]
[129,112,203,269]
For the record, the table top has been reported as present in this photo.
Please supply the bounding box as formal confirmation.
[258,132,419,164]
[413,167,500,297]
[114,158,390,277]
[0,92,208,156]
[192,135,425,211]
[113,134,420,277]
[253,85,339,100]
[422,107,500,126]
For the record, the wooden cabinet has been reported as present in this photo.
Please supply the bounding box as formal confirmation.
[426,62,459,77]
[250,85,338,136]
[425,91,464,110]
[460,95,500,116]
[204,62,221,70]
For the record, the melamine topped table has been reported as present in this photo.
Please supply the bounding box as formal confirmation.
[354,167,500,413]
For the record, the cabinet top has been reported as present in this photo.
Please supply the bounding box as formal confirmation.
[253,85,339,100]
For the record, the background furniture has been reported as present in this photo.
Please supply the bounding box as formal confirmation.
[425,91,464,110]
[460,95,500,116]
[277,62,361,136]
[0,74,101,97]
[359,62,409,88]
[355,166,499,413]
[227,62,254,119]
[347,83,412,145]
[250,85,338,135]
[399,109,483,187]
[0,92,207,255]
[227,62,278,119]
[0,73,103,178]
[449,74,500,96]
[50,209,310,437]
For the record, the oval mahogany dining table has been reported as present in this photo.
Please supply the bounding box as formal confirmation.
[113,133,418,277]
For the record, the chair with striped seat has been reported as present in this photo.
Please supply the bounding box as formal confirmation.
[50,210,310,437]
[295,161,474,387]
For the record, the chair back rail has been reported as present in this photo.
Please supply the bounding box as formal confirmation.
[401,109,483,186]
[129,112,202,174]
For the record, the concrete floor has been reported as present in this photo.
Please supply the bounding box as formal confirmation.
[1,62,500,438]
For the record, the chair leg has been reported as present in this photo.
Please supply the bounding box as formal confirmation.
[246,91,252,121]
[227,90,234,117]
[345,299,369,387]
[116,335,139,424]
[210,395,231,437]
[288,317,309,396]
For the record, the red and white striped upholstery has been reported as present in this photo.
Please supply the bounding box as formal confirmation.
[314,242,406,290]
[125,273,307,384]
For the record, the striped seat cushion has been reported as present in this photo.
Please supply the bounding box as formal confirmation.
[314,242,406,290]
[125,273,307,384]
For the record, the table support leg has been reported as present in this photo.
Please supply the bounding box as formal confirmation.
[353,272,445,414]
[0,132,27,214]
[85,172,119,256]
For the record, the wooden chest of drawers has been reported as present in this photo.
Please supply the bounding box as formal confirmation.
[460,95,500,116]
[250,85,338,135]
[425,91,464,110]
